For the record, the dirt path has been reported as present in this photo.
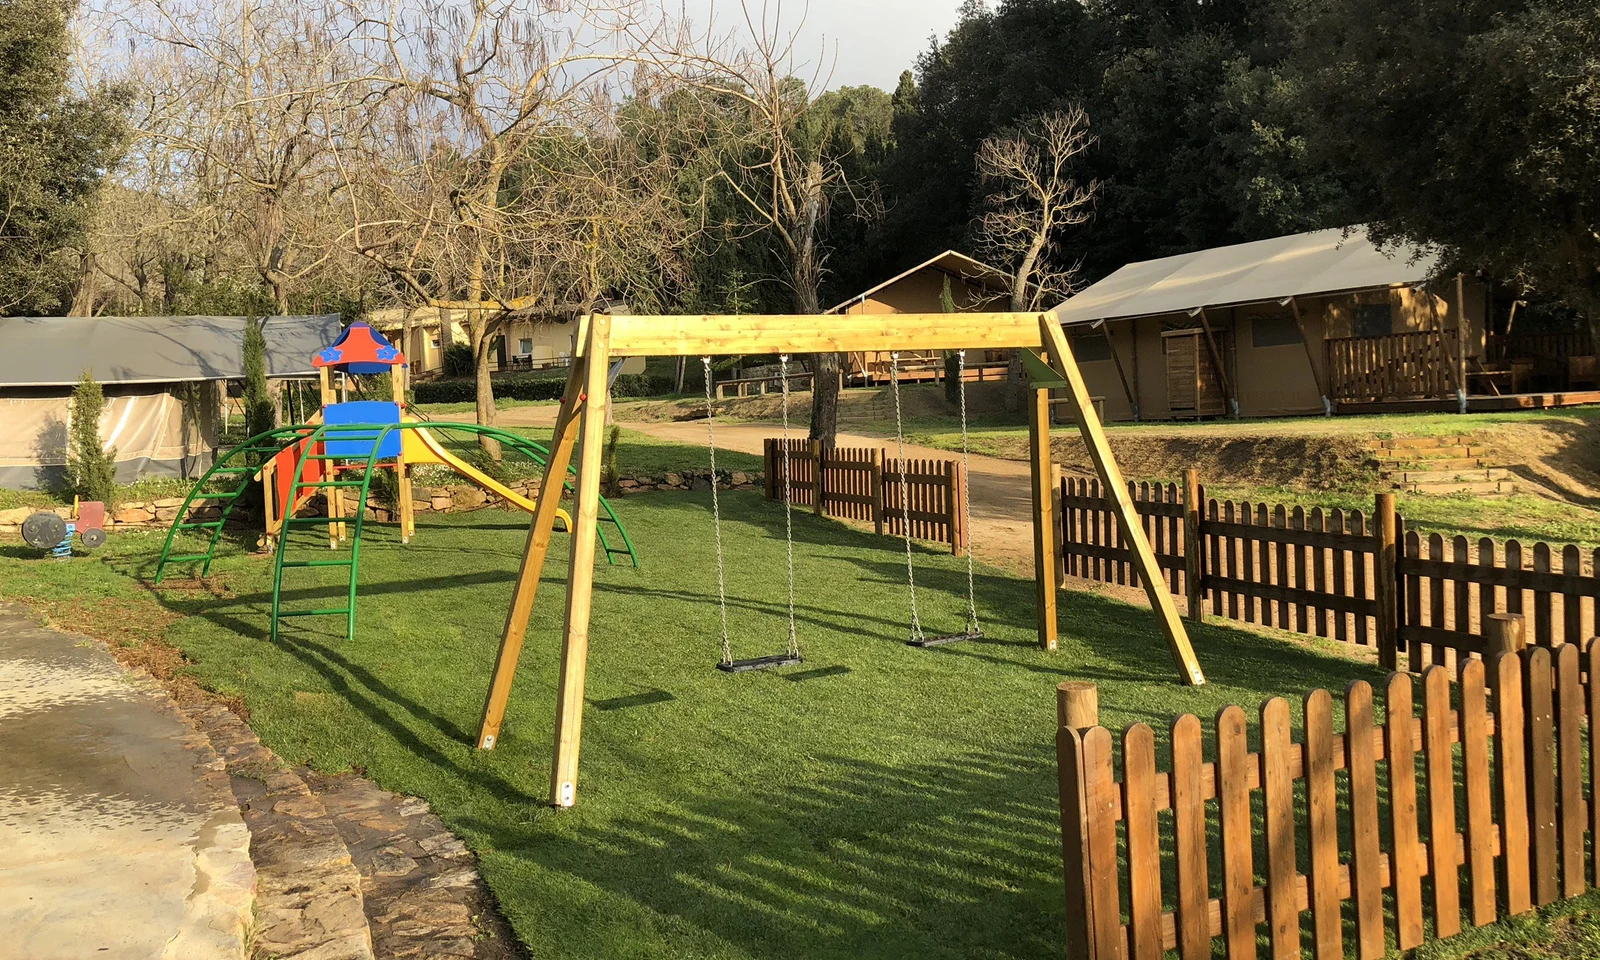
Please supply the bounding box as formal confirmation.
[442,406,1041,573]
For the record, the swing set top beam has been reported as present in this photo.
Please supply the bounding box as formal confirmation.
[601,312,1050,357]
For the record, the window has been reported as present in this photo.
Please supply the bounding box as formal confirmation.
[518,338,534,355]
[1070,331,1113,362]
[429,336,441,349]
[1250,313,1302,348]
[1352,301,1392,339]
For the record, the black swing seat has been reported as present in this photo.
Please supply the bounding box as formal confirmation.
[907,628,984,649]
[717,652,804,673]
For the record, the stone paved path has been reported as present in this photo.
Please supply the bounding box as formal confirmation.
[0,604,255,960]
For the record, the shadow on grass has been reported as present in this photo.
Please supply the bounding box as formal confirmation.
[470,743,1068,960]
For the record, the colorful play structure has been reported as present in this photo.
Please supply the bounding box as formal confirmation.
[152,322,636,642]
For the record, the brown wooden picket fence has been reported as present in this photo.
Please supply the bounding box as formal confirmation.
[762,438,967,555]
[1057,636,1599,960]
[1059,472,1600,671]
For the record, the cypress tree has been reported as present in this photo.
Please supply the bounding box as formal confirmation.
[66,370,117,506]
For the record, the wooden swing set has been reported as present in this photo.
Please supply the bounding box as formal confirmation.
[474,310,1206,808]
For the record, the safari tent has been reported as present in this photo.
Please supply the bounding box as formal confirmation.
[1050,226,1504,419]
[0,314,340,490]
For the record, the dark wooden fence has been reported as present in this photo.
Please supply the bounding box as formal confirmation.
[763,438,968,555]
[1057,634,1596,960]
[1326,330,1459,402]
[1060,471,1600,671]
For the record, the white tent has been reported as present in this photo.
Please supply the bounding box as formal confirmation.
[0,314,340,490]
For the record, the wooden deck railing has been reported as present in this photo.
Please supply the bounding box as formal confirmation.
[1327,331,1459,401]
[1057,632,1595,960]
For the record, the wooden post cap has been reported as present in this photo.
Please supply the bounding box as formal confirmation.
[1057,681,1099,731]
[1486,613,1528,658]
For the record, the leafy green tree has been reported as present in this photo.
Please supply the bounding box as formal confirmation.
[0,0,126,314]
[1295,0,1600,336]
[66,371,117,506]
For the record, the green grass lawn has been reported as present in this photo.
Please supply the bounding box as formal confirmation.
[5,490,1393,960]
[14,487,1600,956]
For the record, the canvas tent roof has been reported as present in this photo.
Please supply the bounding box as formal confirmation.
[1051,226,1440,327]
[0,314,342,387]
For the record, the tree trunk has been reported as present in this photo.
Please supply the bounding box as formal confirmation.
[471,318,503,460]
[809,353,841,444]
[1004,239,1045,413]
[67,253,98,317]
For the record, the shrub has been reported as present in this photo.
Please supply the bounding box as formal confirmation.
[442,342,476,377]
[66,371,117,507]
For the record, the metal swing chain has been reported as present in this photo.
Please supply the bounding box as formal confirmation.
[702,357,733,666]
[889,353,925,643]
[956,351,980,634]
[778,355,800,658]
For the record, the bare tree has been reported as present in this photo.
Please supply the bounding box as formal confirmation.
[328,0,696,445]
[973,106,1098,407]
[640,3,879,444]
[113,0,357,315]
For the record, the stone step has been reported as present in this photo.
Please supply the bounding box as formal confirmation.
[1400,479,1517,496]
[1392,467,1512,484]
[183,703,377,960]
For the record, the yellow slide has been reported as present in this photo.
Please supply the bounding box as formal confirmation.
[404,423,571,530]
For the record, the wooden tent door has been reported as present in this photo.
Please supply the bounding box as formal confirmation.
[1163,329,1226,417]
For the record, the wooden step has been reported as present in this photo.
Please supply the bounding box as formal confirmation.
[1392,467,1511,484]
[1371,445,1484,461]
[1376,456,1490,473]
[1400,479,1516,496]
[1368,435,1472,450]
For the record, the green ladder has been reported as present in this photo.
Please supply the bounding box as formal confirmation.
[269,421,397,643]
[153,424,317,583]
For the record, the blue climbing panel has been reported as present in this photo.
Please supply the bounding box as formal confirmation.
[322,401,402,459]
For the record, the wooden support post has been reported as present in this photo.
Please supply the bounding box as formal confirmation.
[476,346,592,751]
[1456,273,1470,414]
[1374,492,1400,670]
[1183,468,1204,622]
[1040,315,1206,685]
[871,448,884,536]
[391,364,414,542]
[1029,385,1060,651]
[1194,307,1239,419]
[1487,613,1528,658]
[318,368,342,547]
[948,460,965,557]
[1097,320,1139,421]
[549,313,612,807]
[1057,681,1099,731]
[1286,297,1333,416]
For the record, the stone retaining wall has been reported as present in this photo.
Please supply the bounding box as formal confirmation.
[0,469,762,534]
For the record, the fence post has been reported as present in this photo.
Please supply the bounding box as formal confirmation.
[948,460,965,557]
[811,439,825,517]
[1056,691,1097,960]
[1058,681,1099,730]
[870,448,884,536]
[763,440,774,502]
[1487,613,1528,658]
[1375,492,1400,670]
[1183,468,1204,622]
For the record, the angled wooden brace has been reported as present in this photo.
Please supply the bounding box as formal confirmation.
[1037,313,1206,686]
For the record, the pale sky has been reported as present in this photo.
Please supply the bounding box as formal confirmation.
[672,0,965,91]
